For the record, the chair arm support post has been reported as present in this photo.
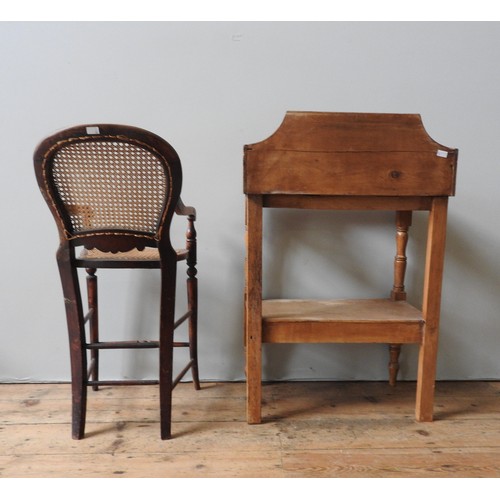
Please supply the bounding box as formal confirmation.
[186,214,197,279]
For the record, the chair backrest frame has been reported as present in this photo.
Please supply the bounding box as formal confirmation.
[34,124,183,254]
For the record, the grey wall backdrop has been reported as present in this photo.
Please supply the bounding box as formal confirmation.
[1,22,498,383]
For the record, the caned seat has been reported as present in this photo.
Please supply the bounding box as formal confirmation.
[78,247,188,263]
[244,111,458,424]
[34,124,200,439]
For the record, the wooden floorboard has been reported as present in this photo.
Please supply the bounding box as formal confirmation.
[0,381,498,478]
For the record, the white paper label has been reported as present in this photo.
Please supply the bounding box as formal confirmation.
[436,149,448,158]
[86,126,100,135]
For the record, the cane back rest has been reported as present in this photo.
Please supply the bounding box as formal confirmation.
[34,124,182,253]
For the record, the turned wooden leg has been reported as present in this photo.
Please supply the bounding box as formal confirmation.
[388,344,401,386]
[186,215,200,390]
[391,211,412,302]
[388,211,412,385]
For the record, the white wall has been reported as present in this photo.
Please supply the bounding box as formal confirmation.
[1,22,498,383]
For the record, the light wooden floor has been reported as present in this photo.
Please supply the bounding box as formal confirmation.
[1,381,499,478]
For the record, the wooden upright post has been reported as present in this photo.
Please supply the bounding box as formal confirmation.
[416,197,449,421]
[245,195,263,424]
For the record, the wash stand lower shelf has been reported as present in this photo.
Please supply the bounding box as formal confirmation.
[262,299,423,344]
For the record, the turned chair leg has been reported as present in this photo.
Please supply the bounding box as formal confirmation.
[187,275,200,390]
[186,214,200,390]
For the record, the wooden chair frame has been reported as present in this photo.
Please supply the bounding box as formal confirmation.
[243,112,458,424]
[34,124,200,439]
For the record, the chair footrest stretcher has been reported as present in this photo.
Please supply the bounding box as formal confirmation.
[87,379,159,386]
[86,340,190,349]
[86,359,195,389]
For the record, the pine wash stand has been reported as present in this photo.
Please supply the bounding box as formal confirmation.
[243,112,458,425]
